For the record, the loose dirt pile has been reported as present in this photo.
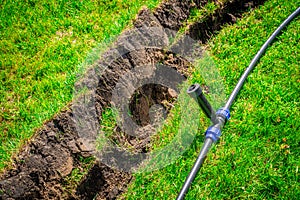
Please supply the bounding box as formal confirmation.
[0,0,265,199]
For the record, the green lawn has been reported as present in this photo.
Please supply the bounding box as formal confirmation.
[1,0,299,199]
[123,0,300,199]
[0,0,160,171]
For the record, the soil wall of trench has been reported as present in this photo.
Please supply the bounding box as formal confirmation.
[0,0,266,199]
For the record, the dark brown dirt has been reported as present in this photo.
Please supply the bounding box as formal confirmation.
[188,0,267,43]
[129,84,178,127]
[0,0,266,199]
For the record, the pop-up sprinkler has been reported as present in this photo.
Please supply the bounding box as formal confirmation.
[177,7,300,200]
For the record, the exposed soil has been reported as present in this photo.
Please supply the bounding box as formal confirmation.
[0,0,266,199]
[188,0,267,43]
[129,84,178,127]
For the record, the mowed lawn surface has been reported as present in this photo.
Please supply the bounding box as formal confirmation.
[123,0,299,199]
[1,0,299,199]
[0,0,160,170]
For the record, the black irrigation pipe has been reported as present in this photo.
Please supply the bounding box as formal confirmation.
[177,7,300,200]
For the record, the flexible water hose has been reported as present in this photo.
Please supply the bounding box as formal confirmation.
[224,6,300,110]
[177,6,300,200]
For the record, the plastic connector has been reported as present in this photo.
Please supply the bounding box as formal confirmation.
[205,126,221,142]
[216,108,230,121]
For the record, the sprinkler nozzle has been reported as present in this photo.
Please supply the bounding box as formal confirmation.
[187,84,217,124]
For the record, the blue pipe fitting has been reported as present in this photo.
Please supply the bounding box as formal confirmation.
[216,108,230,120]
[205,126,221,142]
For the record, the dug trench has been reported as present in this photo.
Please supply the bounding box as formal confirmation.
[0,0,266,199]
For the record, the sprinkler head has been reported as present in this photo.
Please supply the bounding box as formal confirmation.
[187,83,202,98]
[187,83,217,124]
